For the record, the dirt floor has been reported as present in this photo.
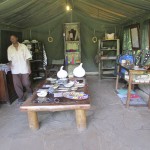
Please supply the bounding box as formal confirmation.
[0,76,150,150]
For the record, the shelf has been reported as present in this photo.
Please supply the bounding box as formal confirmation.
[101,74,116,79]
[101,56,117,60]
[101,39,118,41]
[65,51,80,53]
[102,70,114,74]
[33,76,45,80]
[100,49,117,51]
[99,39,119,80]
[32,69,46,72]
[64,23,81,76]
[30,60,42,62]
[32,51,42,53]
[66,63,80,65]
[124,78,150,84]
[65,41,80,43]
[102,67,115,70]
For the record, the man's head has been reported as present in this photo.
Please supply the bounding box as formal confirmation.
[10,35,18,44]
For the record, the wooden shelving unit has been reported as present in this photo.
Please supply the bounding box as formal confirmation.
[23,42,47,81]
[64,23,81,76]
[98,39,120,79]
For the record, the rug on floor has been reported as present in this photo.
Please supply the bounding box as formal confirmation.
[116,88,147,106]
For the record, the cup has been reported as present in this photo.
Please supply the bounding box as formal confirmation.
[121,60,126,66]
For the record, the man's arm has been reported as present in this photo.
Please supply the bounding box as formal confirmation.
[27,59,31,74]
[23,44,32,74]
[7,48,13,69]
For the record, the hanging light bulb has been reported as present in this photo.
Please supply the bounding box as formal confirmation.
[66,5,70,11]
[66,0,73,11]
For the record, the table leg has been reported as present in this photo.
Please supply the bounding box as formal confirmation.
[27,111,39,130]
[75,109,86,131]
[131,84,135,90]
[115,65,120,90]
[126,73,132,108]
[116,74,119,90]
[99,62,101,80]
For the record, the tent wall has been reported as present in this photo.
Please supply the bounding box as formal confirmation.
[0,25,22,63]
[23,11,122,72]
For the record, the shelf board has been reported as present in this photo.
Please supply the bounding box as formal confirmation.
[101,39,118,41]
[32,69,46,72]
[100,49,117,51]
[33,77,45,80]
[30,60,42,62]
[65,51,80,53]
[32,51,42,53]
[124,78,150,84]
[102,67,115,70]
[102,70,114,74]
[66,63,80,65]
[65,41,80,42]
[101,56,117,60]
[101,74,116,79]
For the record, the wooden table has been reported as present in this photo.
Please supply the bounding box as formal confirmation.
[116,64,150,108]
[20,81,91,131]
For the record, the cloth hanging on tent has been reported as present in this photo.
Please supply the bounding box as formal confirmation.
[42,44,47,70]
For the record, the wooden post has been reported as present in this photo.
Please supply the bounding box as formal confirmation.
[115,74,119,90]
[115,65,120,90]
[126,72,132,108]
[75,109,86,131]
[27,111,39,130]
[148,95,150,109]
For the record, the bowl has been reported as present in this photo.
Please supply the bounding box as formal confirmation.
[37,91,47,97]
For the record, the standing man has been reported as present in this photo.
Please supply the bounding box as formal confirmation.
[7,35,32,103]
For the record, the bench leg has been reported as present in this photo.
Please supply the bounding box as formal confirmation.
[27,111,39,130]
[148,95,150,109]
[75,109,86,131]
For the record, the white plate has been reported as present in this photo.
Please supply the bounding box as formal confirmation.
[64,81,74,87]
